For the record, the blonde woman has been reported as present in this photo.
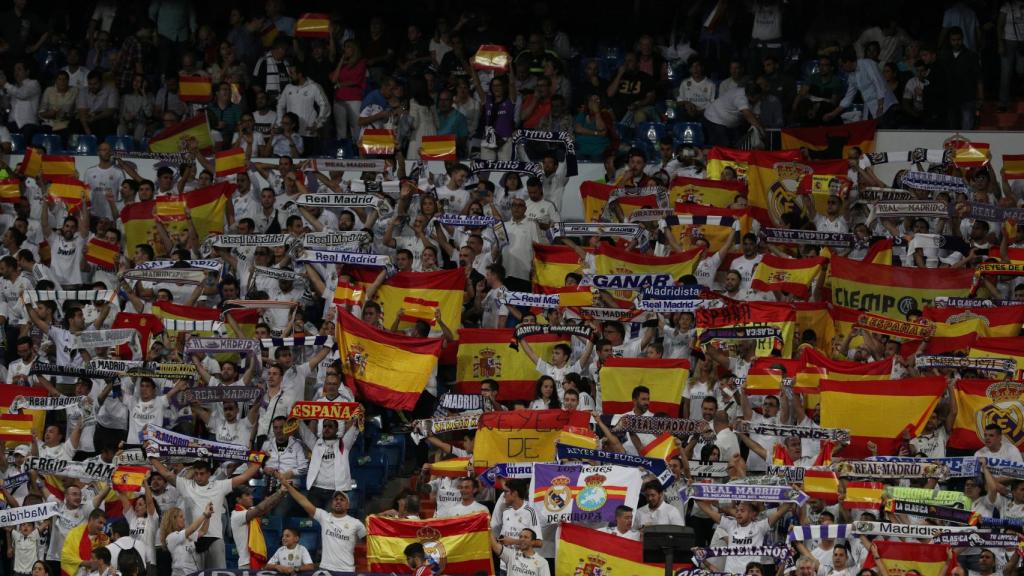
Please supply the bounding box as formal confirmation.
[159,504,212,576]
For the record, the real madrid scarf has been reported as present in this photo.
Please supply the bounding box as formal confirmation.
[867,455,979,478]
[915,355,1015,374]
[412,413,480,439]
[144,424,261,463]
[680,483,809,505]
[10,395,84,412]
[934,296,1019,308]
[431,213,499,228]
[867,201,949,223]
[72,329,138,350]
[855,312,935,339]
[310,158,387,173]
[437,393,482,412]
[735,421,850,443]
[469,159,544,179]
[850,520,976,540]
[181,386,263,404]
[161,319,224,333]
[30,362,120,379]
[900,171,969,194]
[547,222,645,240]
[762,228,855,247]
[501,291,562,310]
[836,460,948,479]
[206,233,294,249]
[302,231,371,251]
[787,524,853,542]
[23,290,116,304]
[959,201,1024,223]
[261,336,334,348]
[931,531,1021,548]
[252,266,303,282]
[0,502,60,527]
[555,442,675,489]
[293,193,391,214]
[184,336,262,355]
[883,486,972,509]
[884,499,978,525]
[89,358,144,372]
[698,326,782,345]
[616,414,711,437]
[859,148,951,168]
[27,456,114,482]
[510,129,578,176]
[691,545,793,565]
[121,268,207,285]
[857,187,917,202]
[296,249,391,267]
[511,324,593,343]
[134,259,224,272]
[126,363,197,379]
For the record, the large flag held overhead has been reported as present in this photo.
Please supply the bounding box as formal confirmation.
[294,13,330,38]
[920,304,1024,354]
[668,204,749,253]
[47,176,89,213]
[599,358,689,415]
[706,147,801,181]
[374,267,465,334]
[42,155,77,180]
[359,129,396,156]
[178,75,212,103]
[474,409,590,474]
[85,238,118,270]
[0,179,21,202]
[419,135,457,161]
[0,414,34,442]
[968,336,1024,379]
[751,255,826,299]
[829,256,974,320]
[120,200,157,252]
[336,308,442,411]
[780,119,878,158]
[214,147,246,177]
[820,376,946,457]
[532,243,583,292]
[149,111,214,153]
[594,243,702,304]
[155,182,234,240]
[863,541,951,576]
[669,176,746,208]
[697,301,796,358]
[530,463,642,527]
[746,153,848,225]
[949,379,1024,452]
[366,512,493,575]
[557,523,662,576]
[455,328,568,402]
[1003,154,1024,181]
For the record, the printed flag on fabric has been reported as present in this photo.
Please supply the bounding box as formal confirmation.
[599,358,689,415]
[949,379,1024,452]
[60,522,97,576]
[420,135,457,161]
[844,481,886,509]
[333,281,366,310]
[42,155,77,180]
[359,129,396,156]
[558,426,599,449]
[639,432,681,461]
[111,466,148,492]
[85,238,118,270]
[863,541,952,576]
[696,301,796,358]
[1003,154,1024,181]
[802,469,840,504]
[366,512,493,575]
[0,414,34,442]
[375,268,464,334]
[744,358,807,395]
[669,176,746,208]
[215,147,246,177]
[820,376,946,457]
[529,463,642,527]
[0,179,21,202]
[153,300,222,336]
[120,200,157,253]
[178,75,212,103]
[745,153,849,225]
[751,255,826,299]
[111,312,164,359]
[706,147,785,181]
[669,204,750,253]
[336,308,442,411]
[594,243,702,304]
[471,44,510,71]
[968,336,1024,379]
[149,111,214,153]
[18,147,42,177]
[294,13,330,38]
[579,181,661,222]
[919,304,1024,353]
[557,522,662,576]
[531,243,584,292]
[455,328,568,402]
[953,141,991,168]
[864,238,894,266]
[429,457,472,478]
[780,119,878,157]
[829,256,974,320]
[0,383,52,439]
[47,176,89,212]
[473,409,590,474]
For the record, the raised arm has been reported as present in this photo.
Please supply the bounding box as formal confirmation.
[279,471,317,518]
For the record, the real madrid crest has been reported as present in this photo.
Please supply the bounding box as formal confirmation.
[977,381,1024,447]
[767,162,813,225]
[416,526,447,572]
[544,475,572,513]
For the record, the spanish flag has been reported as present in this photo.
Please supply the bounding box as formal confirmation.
[111,466,149,492]
[949,378,1024,451]
[429,457,472,478]
[599,358,689,415]
[557,523,662,576]
[793,301,836,356]
[696,301,796,358]
[60,522,95,576]
[0,178,21,202]
[953,141,991,168]
[367,513,493,574]
[747,153,848,225]
[920,304,1024,354]
[864,238,894,266]
[547,285,595,308]
[780,119,878,157]
[559,426,600,450]
[359,128,395,156]
[531,243,583,292]
[120,200,157,253]
[375,267,464,335]
[707,147,755,181]
[797,346,894,393]
[0,414,34,442]
[336,308,442,411]
[471,44,510,71]
[474,409,590,474]
[111,312,163,359]
[968,336,1024,379]
[670,176,746,208]
[1003,154,1024,181]
[820,376,946,457]
[419,134,457,161]
[669,204,749,253]
[640,432,681,461]
[333,280,365,309]
[47,176,89,213]
[579,181,661,222]
[745,358,806,395]
[802,469,840,504]
[85,238,118,270]
[179,75,212,103]
[751,255,826,299]
[294,13,330,38]
[215,147,246,177]
[18,147,42,178]
[843,481,886,510]
[239,504,268,569]
[864,541,952,576]
[149,111,214,154]
[259,22,278,48]
[186,182,233,239]
[455,328,568,402]
[42,154,77,180]
[829,256,974,321]
[153,300,222,337]
[772,442,793,465]
[155,195,187,224]
[595,243,702,305]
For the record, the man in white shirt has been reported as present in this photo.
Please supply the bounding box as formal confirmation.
[730,233,764,291]
[704,84,764,147]
[695,499,792,573]
[275,62,329,146]
[298,417,359,508]
[611,385,656,455]
[541,153,568,213]
[229,485,287,569]
[601,505,642,540]
[489,529,549,576]
[280,475,366,572]
[677,58,717,121]
[975,423,1024,463]
[104,519,148,570]
[491,479,542,573]
[84,143,124,221]
[501,198,544,290]
[633,481,685,530]
[823,48,898,125]
[524,177,559,229]
[436,477,489,518]
[41,199,89,288]
[434,163,471,214]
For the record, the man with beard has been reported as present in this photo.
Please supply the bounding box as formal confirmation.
[40,190,89,287]
[276,62,330,155]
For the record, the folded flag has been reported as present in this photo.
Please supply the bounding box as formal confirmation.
[0,179,21,203]
[149,111,214,154]
[366,512,493,574]
[0,414,34,442]
[111,466,148,492]
[42,155,76,180]
[295,13,329,38]
[215,147,246,177]
[557,523,661,576]
[179,75,212,103]
[359,128,396,156]
[47,176,89,213]
[471,44,510,71]
[844,480,885,509]
[1004,154,1024,181]
[751,255,826,299]
[85,238,119,270]
[236,502,268,569]
[599,358,689,415]
[420,134,457,161]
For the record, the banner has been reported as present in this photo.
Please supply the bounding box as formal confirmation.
[288,401,363,422]
[555,443,674,490]
[455,328,568,402]
[950,379,1024,451]
[781,120,877,157]
[557,523,662,576]
[511,129,578,176]
[885,500,977,525]
[180,387,263,404]
[855,312,935,339]
[600,358,690,415]
[473,410,590,474]
[365,513,492,575]
[0,502,59,526]
[616,415,710,437]
[750,255,825,299]
[867,456,979,478]
[27,457,115,482]
[529,463,642,526]
[735,421,849,443]
[762,228,855,247]
[915,355,1015,374]
[836,460,947,479]
[680,483,808,505]
[296,249,391,267]
[594,244,702,304]
[829,256,974,320]
[746,153,847,225]
[9,395,84,412]
[437,393,482,412]
[143,424,257,462]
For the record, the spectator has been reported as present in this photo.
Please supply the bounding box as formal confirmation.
[225,8,259,67]
[330,39,367,142]
[792,56,844,125]
[854,19,912,63]
[149,0,197,76]
[434,89,469,157]
[153,74,187,120]
[519,76,553,130]
[252,38,291,103]
[268,111,303,157]
[1,61,41,144]
[822,47,898,126]
[575,94,613,162]
[473,74,516,161]
[61,47,90,90]
[607,52,657,125]
[39,70,78,144]
[208,82,243,149]
[117,74,153,143]
[207,41,248,86]
[942,1,980,51]
[405,76,436,160]
[704,83,764,147]
[718,61,748,97]
[114,24,155,94]
[997,0,1024,112]
[73,70,120,140]
[676,57,717,122]
[936,27,983,130]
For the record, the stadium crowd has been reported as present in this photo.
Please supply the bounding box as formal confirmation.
[0,1,1023,576]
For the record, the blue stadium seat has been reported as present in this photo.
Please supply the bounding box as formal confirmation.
[672,122,705,148]
[9,133,24,154]
[70,134,97,155]
[260,516,283,532]
[30,133,63,154]
[634,122,668,145]
[298,530,319,552]
[105,134,134,152]
[348,486,365,519]
[376,434,406,477]
[351,453,389,497]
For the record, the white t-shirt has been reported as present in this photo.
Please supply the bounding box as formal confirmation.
[633,502,685,529]
[437,499,489,518]
[126,394,168,444]
[975,442,1024,463]
[12,529,39,573]
[267,544,313,568]
[677,77,717,110]
[429,476,462,518]
[599,526,642,541]
[730,254,763,291]
[84,165,123,221]
[499,548,550,576]
[48,232,86,287]
[175,478,232,538]
[683,380,713,421]
[46,501,93,561]
[814,214,850,234]
[230,509,253,567]
[704,88,752,128]
[313,509,366,572]
[166,530,200,576]
[718,516,771,573]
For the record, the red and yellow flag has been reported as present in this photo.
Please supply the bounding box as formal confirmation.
[640,432,681,461]
[420,134,457,161]
[802,469,840,504]
[60,522,95,576]
[215,147,246,177]
[559,425,600,450]
[259,22,279,48]
[820,376,946,457]
[0,178,21,202]
[111,466,149,492]
[920,304,1024,354]
[532,243,584,292]
[153,300,222,337]
[670,204,750,253]
[336,308,442,411]
[360,128,395,156]
[579,181,662,222]
[471,44,510,71]
[295,13,330,38]
[670,176,746,208]
[1003,154,1024,181]
[0,414,33,442]
[953,141,991,168]
[18,147,42,178]
[797,346,894,393]
[557,523,662,576]
[599,357,689,415]
[780,119,878,156]
[747,153,848,225]
[375,267,464,333]
[697,301,796,358]
[595,243,702,305]
[333,280,366,310]
[863,541,951,576]
[456,328,567,402]
[474,409,590,474]
[745,358,806,395]
[367,513,492,575]
[430,457,472,478]
[47,176,89,213]
[793,301,836,356]
[42,154,76,180]
[111,312,164,359]
[772,443,794,465]
[751,255,826,299]
[968,336,1024,379]
[179,75,212,103]
[829,256,974,320]
[186,182,233,239]
[85,238,118,270]
[844,481,886,510]
[149,111,214,153]
[950,379,1024,451]
[864,238,894,266]
[120,200,157,253]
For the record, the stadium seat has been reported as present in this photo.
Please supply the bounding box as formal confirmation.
[259,516,283,532]
[635,122,667,145]
[376,434,406,477]
[298,530,319,552]
[31,133,63,154]
[351,453,389,497]
[70,134,97,155]
[9,133,24,154]
[673,122,705,148]
[105,134,134,152]
[348,486,365,519]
